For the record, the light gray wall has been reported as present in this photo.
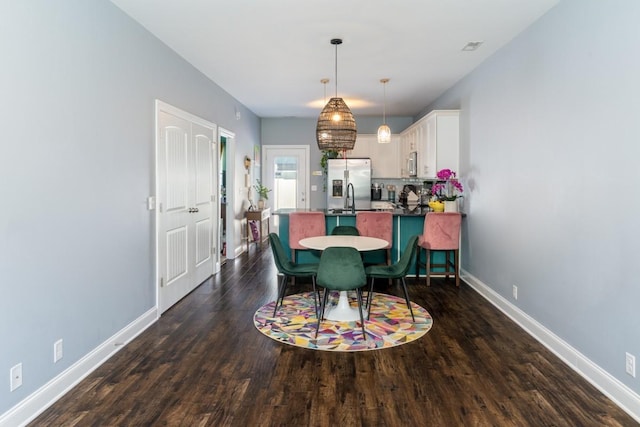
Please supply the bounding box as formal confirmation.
[0,0,259,414]
[261,116,413,208]
[425,0,639,393]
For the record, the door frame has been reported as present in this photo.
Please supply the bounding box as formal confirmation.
[219,127,239,259]
[262,145,311,226]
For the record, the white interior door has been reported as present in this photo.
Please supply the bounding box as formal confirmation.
[156,101,217,314]
[192,122,216,284]
[263,145,309,230]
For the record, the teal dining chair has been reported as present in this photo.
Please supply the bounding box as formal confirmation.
[268,233,319,317]
[365,235,419,322]
[315,246,368,338]
[330,225,360,236]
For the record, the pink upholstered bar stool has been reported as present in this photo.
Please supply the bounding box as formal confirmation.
[416,212,462,287]
[288,212,326,263]
[356,211,393,265]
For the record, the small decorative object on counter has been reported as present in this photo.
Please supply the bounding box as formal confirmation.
[387,184,396,202]
[430,169,463,212]
[428,200,445,212]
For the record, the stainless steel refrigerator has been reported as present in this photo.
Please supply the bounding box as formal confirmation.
[327,158,372,211]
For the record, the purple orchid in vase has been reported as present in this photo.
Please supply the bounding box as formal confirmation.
[431,169,463,202]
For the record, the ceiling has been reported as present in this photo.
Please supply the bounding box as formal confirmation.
[111,0,559,119]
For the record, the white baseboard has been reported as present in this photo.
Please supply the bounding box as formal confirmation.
[461,270,640,423]
[0,308,158,427]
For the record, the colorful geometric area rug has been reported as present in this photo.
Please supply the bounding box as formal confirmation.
[253,291,433,352]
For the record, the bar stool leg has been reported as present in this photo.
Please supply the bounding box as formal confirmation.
[454,249,460,287]
[426,249,432,287]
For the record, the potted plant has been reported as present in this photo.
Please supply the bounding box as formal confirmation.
[253,179,271,209]
[320,150,340,191]
[430,169,463,212]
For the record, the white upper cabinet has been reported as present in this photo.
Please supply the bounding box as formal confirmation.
[345,135,370,158]
[346,134,400,178]
[400,110,459,179]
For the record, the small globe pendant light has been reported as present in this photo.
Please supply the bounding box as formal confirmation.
[316,39,357,151]
[377,78,391,144]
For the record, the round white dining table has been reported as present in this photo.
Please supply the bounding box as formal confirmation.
[298,235,388,321]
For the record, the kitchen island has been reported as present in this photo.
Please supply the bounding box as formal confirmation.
[273,207,454,274]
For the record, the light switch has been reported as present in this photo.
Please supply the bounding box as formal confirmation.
[311,185,317,191]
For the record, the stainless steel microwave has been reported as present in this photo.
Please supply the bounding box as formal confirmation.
[407,151,418,177]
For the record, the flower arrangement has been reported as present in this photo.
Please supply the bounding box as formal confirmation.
[431,169,463,201]
[254,179,271,200]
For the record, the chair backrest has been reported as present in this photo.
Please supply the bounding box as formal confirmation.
[356,211,392,249]
[420,212,461,250]
[331,225,360,236]
[268,233,294,274]
[289,212,326,250]
[316,247,366,291]
[396,235,420,275]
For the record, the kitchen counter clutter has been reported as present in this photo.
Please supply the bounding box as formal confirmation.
[273,206,438,217]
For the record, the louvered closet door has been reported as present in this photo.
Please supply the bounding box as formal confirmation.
[157,108,216,313]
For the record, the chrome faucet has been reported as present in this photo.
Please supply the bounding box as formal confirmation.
[345,182,355,214]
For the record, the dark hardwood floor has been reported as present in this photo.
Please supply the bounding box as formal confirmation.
[32,244,637,426]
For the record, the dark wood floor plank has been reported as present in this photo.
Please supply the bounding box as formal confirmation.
[29,244,637,426]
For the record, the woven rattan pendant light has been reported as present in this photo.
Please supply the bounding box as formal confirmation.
[377,78,391,143]
[316,39,357,151]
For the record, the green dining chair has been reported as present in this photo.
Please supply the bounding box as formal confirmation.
[316,246,368,338]
[268,233,319,317]
[365,235,419,322]
[330,225,360,236]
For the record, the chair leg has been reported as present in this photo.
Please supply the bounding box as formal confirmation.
[273,274,289,317]
[290,249,296,286]
[415,247,421,280]
[315,288,330,338]
[312,276,319,317]
[386,248,392,286]
[356,288,366,340]
[367,277,375,319]
[400,277,415,322]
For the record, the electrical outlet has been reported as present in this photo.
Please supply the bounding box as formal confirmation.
[54,339,63,363]
[10,363,23,391]
[626,352,636,377]
[512,285,518,300]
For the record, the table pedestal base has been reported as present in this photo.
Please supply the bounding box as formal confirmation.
[324,291,365,321]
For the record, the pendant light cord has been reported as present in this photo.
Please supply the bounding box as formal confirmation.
[334,43,338,98]
[331,38,343,98]
[380,78,390,125]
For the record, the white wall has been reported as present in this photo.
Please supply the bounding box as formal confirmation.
[0,0,259,418]
[424,0,640,401]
